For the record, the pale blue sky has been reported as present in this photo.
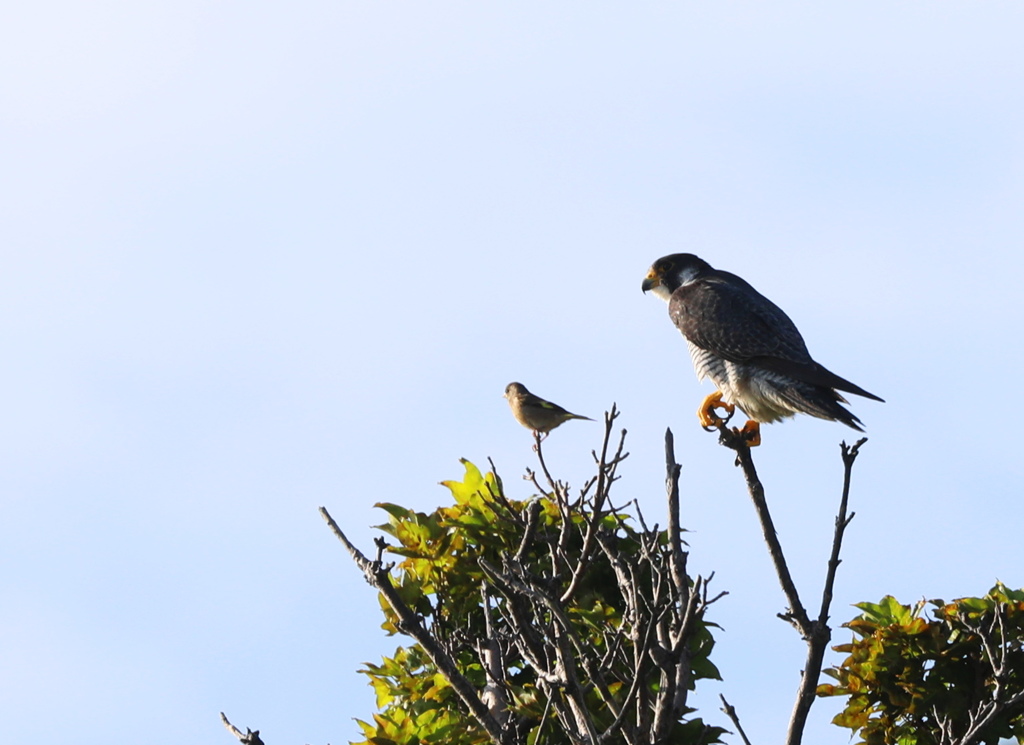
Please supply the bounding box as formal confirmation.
[1,3,1022,744]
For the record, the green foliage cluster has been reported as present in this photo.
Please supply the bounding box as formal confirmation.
[820,583,1024,745]
[353,459,723,745]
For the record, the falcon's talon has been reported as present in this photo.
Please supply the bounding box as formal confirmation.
[735,420,761,447]
[698,390,735,430]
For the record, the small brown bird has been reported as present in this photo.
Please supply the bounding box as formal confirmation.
[504,382,593,436]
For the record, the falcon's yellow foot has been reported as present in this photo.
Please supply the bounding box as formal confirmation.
[698,391,735,430]
[734,419,761,447]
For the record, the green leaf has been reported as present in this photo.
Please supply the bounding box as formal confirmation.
[439,459,497,506]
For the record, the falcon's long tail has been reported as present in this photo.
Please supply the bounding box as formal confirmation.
[774,379,868,432]
[755,357,884,403]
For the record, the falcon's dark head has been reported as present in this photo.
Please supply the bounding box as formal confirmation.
[641,253,713,301]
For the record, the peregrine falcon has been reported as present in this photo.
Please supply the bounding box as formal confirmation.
[504,382,593,437]
[642,253,882,445]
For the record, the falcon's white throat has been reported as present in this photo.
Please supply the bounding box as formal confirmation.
[649,283,673,302]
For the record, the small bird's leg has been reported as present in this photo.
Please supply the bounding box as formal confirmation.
[532,430,548,452]
[698,391,735,430]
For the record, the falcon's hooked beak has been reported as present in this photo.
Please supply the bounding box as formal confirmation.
[641,268,661,294]
[642,267,672,301]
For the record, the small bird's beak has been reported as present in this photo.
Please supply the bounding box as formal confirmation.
[641,269,661,294]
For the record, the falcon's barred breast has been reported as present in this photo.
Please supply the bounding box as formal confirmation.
[642,253,882,436]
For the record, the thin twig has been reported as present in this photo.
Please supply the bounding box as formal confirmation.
[561,407,626,604]
[485,457,524,528]
[220,713,265,745]
[718,695,753,745]
[787,438,867,742]
[817,438,865,626]
[960,688,1024,745]
[533,432,560,497]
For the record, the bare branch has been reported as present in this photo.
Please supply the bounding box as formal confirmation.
[664,428,689,602]
[817,438,866,626]
[486,457,525,529]
[220,712,265,745]
[532,432,561,498]
[716,426,810,635]
[786,438,867,742]
[319,507,512,745]
[514,499,542,562]
[478,582,510,725]
[561,407,627,604]
[479,556,619,719]
[718,695,753,745]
